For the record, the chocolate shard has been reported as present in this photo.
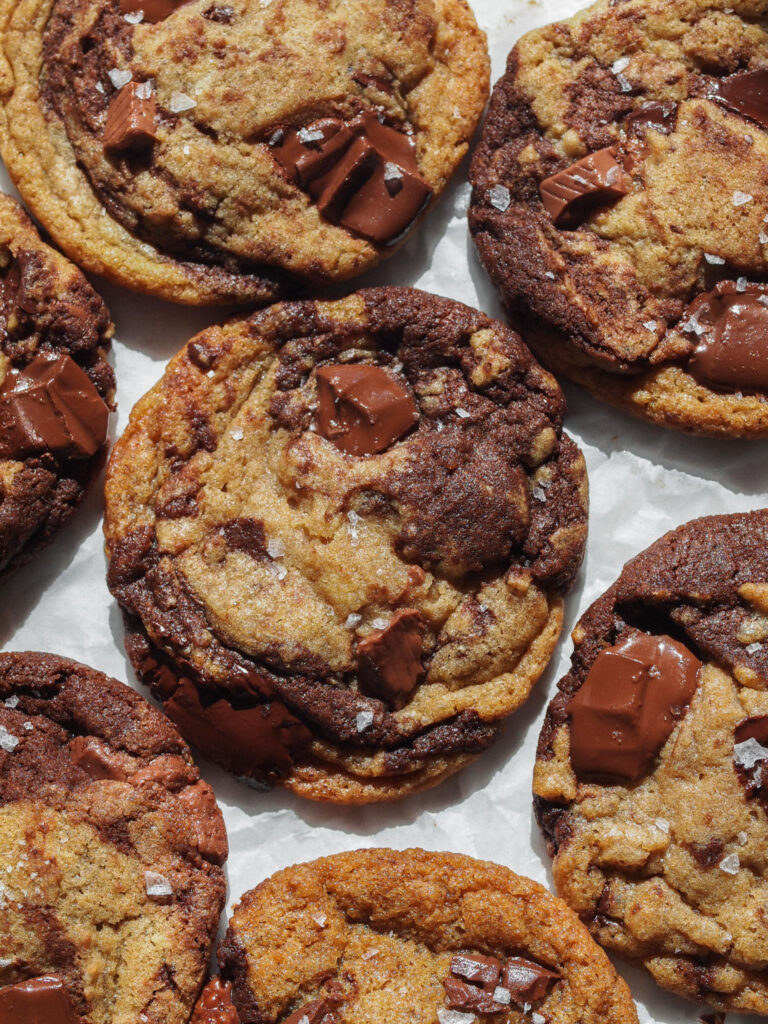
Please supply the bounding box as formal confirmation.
[444,976,509,1014]
[624,100,678,135]
[104,82,157,154]
[539,147,629,225]
[733,715,768,807]
[271,112,432,245]
[178,780,230,865]
[0,352,109,461]
[502,958,561,1003]
[69,735,128,781]
[283,999,338,1024]
[735,715,768,746]
[444,954,507,1014]
[711,68,768,129]
[119,0,191,23]
[450,954,502,988]
[191,978,239,1024]
[682,281,768,392]
[315,363,418,456]
[0,975,79,1024]
[357,609,426,708]
[566,631,701,785]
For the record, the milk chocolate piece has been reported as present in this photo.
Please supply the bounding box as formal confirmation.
[272,113,432,245]
[444,954,507,1014]
[315,364,418,456]
[711,68,768,129]
[684,281,768,392]
[502,958,561,1003]
[191,978,239,1024]
[735,715,768,746]
[104,82,157,153]
[539,148,629,225]
[119,0,190,23]
[283,999,338,1024]
[357,609,426,708]
[0,352,109,461]
[69,735,128,781]
[624,101,678,135]
[567,631,701,784]
[0,975,78,1024]
[178,780,230,865]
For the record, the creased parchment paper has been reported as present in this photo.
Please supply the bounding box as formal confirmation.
[2,2,768,1021]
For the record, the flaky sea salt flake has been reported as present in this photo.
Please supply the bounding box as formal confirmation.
[438,1011,476,1024]
[720,853,740,875]
[136,80,153,100]
[704,253,725,264]
[267,537,286,559]
[0,725,19,752]
[655,818,670,833]
[737,276,748,292]
[170,91,197,113]
[747,641,762,654]
[356,710,374,733]
[532,1015,547,1024]
[643,321,657,331]
[733,190,753,206]
[108,68,133,89]
[612,57,630,74]
[298,127,324,144]
[493,986,511,1005]
[345,613,362,629]
[4,696,18,708]
[488,184,510,212]
[372,617,389,630]
[455,407,471,419]
[734,737,768,769]
[124,9,144,21]
[312,912,327,927]
[144,871,173,900]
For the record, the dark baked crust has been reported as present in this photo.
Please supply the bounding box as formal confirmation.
[104,287,588,802]
[0,195,114,578]
[0,651,227,1024]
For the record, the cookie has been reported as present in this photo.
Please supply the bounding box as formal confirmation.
[534,509,768,1013]
[103,287,588,803]
[469,0,768,437]
[0,193,114,578]
[0,0,489,305]
[0,651,228,1023]
[216,848,639,1024]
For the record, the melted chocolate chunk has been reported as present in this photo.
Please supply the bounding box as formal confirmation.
[104,82,157,154]
[69,735,128,781]
[178,781,230,865]
[272,113,432,245]
[624,101,678,135]
[733,715,768,808]
[283,999,338,1024]
[0,975,78,1024]
[191,978,239,1024]
[735,715,768,746]
[502,958,561,1003]
[119,0,190,23]
[0,352,109,461]
[315,364,418,456]
[711,68,768,129]
[539,147,629,226]
[567,632,702,784]
[357,609,426,708]
[683,281,768,392]
[444,954,507,1014]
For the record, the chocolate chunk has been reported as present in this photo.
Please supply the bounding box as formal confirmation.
[178,780,230,865]
[444,954,507,1014]
[711,68,768,129]
[735,715,768,746]
[502,958,561,1003]
[69,735,128,781]
[271,113,432,245]
[733,715,768,808]
[566,631,702,784]
[624,101,678,135]
[202,5,235,23]
[0,975,79,1024]
[283,999,338,1024]
[191,978,239,1024]
[0,352,109,461]
[357,609,426,708]
[103,82,157,154]
[450,954,502,988]
[539,147,629,225]
[683,281,768,392]
[315,364,418,456]
[119,0,190,23]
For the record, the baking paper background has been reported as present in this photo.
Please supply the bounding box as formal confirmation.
[2,1,767,1021]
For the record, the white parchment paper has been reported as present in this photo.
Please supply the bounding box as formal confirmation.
[3,2,768,1021]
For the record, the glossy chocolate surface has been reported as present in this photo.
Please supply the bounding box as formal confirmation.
[357,609,425,708]
[711,68,768,129]
[104,82,157,153]
[539,147,629,225]
[0,975,78,1024]
[684,281,768,392]
[315,363,418,456]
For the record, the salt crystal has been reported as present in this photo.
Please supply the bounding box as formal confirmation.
[144,871,173,899]
[455,408,471,419]
[437,1012,476,1024]
[269,129,285,147]
[616,73,632,93]
[298,127,324,144]
[362,948,379,960]
[0,958,12,967]
[183,144,191,155]
[170,92,196,113]
[738,831,748,845]
[124,9,144,21]
[267,562,288,581]
[681,303,710,336]
[612,57,630,74]
[760,295,768,308]
[347,510,361,541]
[492,986,511,1005]
[760,232,768,245]
[4,696,18,708]
[356,710,374,733]
[372,617,388,630]
[312,912,327,927]
[0,725,19,752]
[733,190,753,206]
[267,537,286,559]
[704,253,725,264]
[95,81,105,93]
[737,276,748,292]
[532,1016,546,1024]
[345,613,362,629]
[136,81,153,100]
[747,642,762,654]
[108,68,132,89]
[734,737,768,769]
[533,486,546,501]
[230,427,244,441]
[643,321,657,331]
[384,162,403,182]
[22,723,33,732]
[545,271,555,280]
[655,818,670,833]
[488,184,510,212]
[719,853,740,875]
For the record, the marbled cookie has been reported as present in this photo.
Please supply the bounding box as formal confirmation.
[0,651,228,1023]
[217,848,639,1024]
[0,193,113,578]
[535,509,768,1013]
[0,0,489,304]
[470,0,768,437]
[104,287,588,803]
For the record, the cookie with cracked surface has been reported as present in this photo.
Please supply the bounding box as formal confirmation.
[0,193,114,579]
[0,650,228,1024]
[103,287,588,804]
[534,509,768,1013]
[217,848,639,1024]
[0,0,489,306]
[469,0,768,437]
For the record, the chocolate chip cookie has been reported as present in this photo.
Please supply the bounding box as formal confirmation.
[469,0,768,437]
[0,0,489,305]
[104,287,588,803]
[0,650,228,1023]
[534,509,768,1013]
[216,848,639,1024]
[0,193,114,579]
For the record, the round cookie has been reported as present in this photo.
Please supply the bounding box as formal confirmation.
[103,287,589,803]
[217,848,639,1024]
[0,193,114,578]
[534,510,768,1013]
[0,651,228,1024]
[469,0,768,437]
[0,0,489,306]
